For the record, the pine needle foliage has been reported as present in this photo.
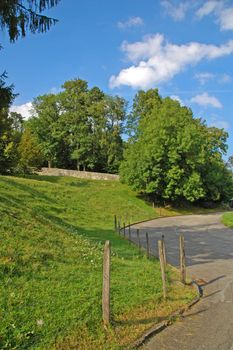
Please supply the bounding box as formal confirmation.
[0,0,60,42]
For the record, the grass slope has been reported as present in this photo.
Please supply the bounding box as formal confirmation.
[222,212,233,228]
[0,175,195,349]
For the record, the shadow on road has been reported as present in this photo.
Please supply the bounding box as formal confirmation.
[127,214,233,267]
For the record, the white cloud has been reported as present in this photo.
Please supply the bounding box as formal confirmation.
[121,34,164,62]
[196,1,221,18]
[190,92,222,108]
[170,95,184,105]
[195,72,232,85]
[219,7,233,30]
[195,72,214,85]
[161,0,190,21]
[196,1,233,31]
[109,33,233,89]
[117,16,144,29]
[10,102,33,119]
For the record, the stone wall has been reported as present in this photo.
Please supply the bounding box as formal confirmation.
[37,167,119,181]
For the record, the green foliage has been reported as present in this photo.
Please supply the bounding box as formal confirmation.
[18,128,44,171]
[0,77,126,175]
[227,155,233,171]
[0,75,23,174]
[0,0,60,43]
[222,212,233,228]
[29,79,126,173]
[0,72,16,109]
[121,90,233,204]
[28,93,66,168]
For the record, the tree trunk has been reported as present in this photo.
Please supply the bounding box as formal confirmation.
[48,160,52,168]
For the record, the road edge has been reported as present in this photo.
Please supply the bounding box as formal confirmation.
[128,280,202,349]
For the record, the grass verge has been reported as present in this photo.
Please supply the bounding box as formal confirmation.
[0,175,197,349]
[154,205,226,217]
[221,211,233,228]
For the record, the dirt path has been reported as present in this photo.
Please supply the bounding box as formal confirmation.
[130,213,233,350]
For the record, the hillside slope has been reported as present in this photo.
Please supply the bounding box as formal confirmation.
[222,212,233,228]
[0,175,195,349]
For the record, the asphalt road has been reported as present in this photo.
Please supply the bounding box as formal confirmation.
[129,213,233,350]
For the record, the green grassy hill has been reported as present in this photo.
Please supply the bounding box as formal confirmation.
[0,175,195,349]
[222,212,233,228]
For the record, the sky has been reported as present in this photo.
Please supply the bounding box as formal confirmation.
[1,0,233,157]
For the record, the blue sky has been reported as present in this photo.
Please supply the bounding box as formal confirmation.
[1,0,233,157]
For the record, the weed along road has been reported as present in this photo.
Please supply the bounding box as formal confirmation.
[131,213,233,350]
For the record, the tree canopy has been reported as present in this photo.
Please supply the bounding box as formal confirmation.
[120,89,233,204]
[27,78,126,173]
[0,0,60,42]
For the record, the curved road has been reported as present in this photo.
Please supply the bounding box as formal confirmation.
[130,213,233,350]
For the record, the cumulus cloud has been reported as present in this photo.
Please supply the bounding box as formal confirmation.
[196,1,233,31]
[109,33,233,89]
[161,0,190,21]
[121,34,164,62]
[190,92,222,109]
[10,102,33,119]
[117,16,143,29]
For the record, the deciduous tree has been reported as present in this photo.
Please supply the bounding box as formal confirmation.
[18,127,44,171]
[120,90,233,204]
[28,79,127,173]
[0,74,21,173]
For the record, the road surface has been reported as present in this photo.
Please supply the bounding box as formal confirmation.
[130,213,233,350]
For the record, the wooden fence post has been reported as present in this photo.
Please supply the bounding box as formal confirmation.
[161,234,167,267]
[158,240,166,299]
[114,215,117,232]
[102,240,111,326]
[146,232,150,258]
[137,229,140,250]
[179,234,186,284]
